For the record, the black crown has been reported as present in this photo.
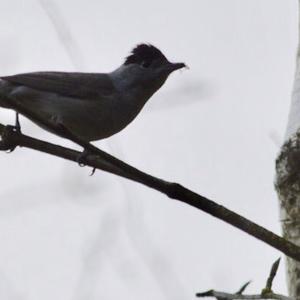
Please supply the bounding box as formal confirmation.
[124,44,167,65]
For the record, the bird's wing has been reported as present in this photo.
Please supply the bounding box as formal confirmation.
[1,71,115,99]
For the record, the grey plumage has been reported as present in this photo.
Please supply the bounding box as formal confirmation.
[0,44,186,141]
[1,72,114,99]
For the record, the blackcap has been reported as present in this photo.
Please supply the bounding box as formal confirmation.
[0,44,186,141]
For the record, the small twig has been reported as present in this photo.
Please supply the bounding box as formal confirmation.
[263,258,281,294]
[196,290,292,300]
[236,281,251,295]
[196,259,293,300]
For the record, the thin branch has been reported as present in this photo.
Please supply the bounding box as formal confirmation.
[264,258,281,294]
[1,124,300,262]
[196,290,292,300]
[196,259,293,300]
[236,282,251,295]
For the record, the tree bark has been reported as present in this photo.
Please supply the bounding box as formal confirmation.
[275,2,300,297]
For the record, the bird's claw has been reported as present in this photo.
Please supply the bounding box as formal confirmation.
[5,125,20,152]
[6,147,16,153]
[89,168,96,176]
[5,112,22,152]
[76,150,88,167]
[0,125,20,153]
[76,150,97,176]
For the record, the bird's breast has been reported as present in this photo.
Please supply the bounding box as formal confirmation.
[110,92,150,134]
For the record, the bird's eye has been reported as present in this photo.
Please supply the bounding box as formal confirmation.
[141,61,151,68]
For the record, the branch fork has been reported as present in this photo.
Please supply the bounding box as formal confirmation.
[197,259,294,300]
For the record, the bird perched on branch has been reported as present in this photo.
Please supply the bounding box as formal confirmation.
[0,44,186,142]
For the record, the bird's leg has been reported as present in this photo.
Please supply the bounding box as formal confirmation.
[75,150,97,175]
[52,120,97,175]
[15,112,21,133]
[76,150,96,176]
[3,113,22,153]
[55,123,89,167]
[76,149,89,167]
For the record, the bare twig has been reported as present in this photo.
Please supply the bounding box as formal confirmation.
[263,258,281,294]
[0,123,300,262]
[196,259,293,300]
[196,290,292,300]
[236,282,251,295]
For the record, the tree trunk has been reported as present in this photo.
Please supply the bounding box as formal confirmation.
[275,2,300,297]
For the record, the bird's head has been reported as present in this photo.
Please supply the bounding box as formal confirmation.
[112,44,186,93]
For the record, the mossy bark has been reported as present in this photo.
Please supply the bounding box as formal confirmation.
[276,131,300,297]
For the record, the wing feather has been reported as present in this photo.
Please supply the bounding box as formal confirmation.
[1,71,114,99]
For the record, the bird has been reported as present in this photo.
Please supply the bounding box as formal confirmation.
[0,44,186,142]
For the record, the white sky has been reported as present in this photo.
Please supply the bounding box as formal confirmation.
[0,0,297,299]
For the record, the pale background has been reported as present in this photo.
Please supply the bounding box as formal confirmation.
[0,0,296,299]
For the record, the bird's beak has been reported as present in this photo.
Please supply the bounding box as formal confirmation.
[163,62,187,73]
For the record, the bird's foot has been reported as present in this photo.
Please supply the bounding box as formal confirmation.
[76,149,97,176]
[53,122,97,176]
[0,125,21,153]
[76,149,89,167]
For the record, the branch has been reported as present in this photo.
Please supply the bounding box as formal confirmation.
[196,259,293,300]
[1,124,300,262]
[196,290,292,300]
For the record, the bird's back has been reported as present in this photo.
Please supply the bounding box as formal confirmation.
[1,71,115,99]
[0,72,120,141]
